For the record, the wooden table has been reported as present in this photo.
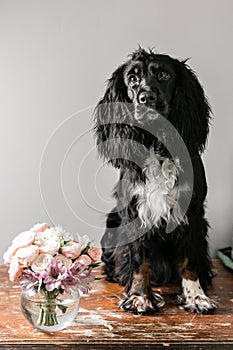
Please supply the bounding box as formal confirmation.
[0,260,233,349]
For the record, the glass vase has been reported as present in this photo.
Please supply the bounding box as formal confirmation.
[20,289,80,332]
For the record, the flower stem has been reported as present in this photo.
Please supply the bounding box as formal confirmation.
[37,289,59,327]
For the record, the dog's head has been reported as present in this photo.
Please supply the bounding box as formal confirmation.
[123,50,176,122]
[95,48,211,159]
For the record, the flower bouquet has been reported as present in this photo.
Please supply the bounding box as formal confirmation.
[3,223,101,332]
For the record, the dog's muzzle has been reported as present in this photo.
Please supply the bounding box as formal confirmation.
[137,90,157,108]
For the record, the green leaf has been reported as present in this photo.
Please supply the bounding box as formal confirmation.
[81,242,91,255]
[90,262,101,268]
[57,304,68,314]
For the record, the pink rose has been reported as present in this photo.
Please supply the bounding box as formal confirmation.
[61,241,82,259]
[12,231,35,250]
[76,254,92,267]
[15,245,38,266]
[3,231,36,265]
[88,247,102,261]
[8,257,23,281]
[30,223,47,233]
[31,253,53,273]
[52,254,72,268]
[3,245,17,264]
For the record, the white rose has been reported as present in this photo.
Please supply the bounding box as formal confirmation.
[36,227,60,255]
[39,239,60,255]
[55,225,74,242]
[36,228,53,245]
[31,253,53,273]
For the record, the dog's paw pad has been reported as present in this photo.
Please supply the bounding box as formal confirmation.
[119,292,165,314]
[178,294,218,314]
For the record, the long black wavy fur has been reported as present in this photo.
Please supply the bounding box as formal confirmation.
[94,48,214,313]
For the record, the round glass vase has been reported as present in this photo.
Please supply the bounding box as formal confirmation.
[20,289,80,332]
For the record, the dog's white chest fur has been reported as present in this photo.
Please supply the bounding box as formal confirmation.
[133,149,187,229]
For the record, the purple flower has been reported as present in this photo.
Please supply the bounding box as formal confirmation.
[43,262,69,292]
[70,262,95,294]
[20,269,42,292]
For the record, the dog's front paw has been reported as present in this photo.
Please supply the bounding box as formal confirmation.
[178,277,218,314]
[178,294,218,314]
[119,292,165,314]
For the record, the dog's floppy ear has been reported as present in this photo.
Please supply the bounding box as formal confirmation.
[94,63,129,127]
[99,64,129,105]
[94,63,136,167]
[170,61,211,154]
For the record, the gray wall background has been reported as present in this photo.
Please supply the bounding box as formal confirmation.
[1,0,233,262]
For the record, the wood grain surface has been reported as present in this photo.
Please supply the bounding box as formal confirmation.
[0,260,233,349]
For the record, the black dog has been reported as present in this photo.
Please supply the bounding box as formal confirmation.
[94,48,217,314]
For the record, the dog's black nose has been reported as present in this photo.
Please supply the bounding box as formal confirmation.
[138,91,157,106]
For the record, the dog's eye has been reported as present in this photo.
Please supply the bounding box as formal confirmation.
[158,71,171,81]
[128,74,139,87]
